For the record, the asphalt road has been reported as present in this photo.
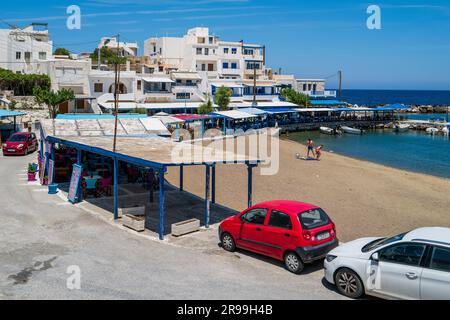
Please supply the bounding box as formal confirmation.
[0,151,345,300]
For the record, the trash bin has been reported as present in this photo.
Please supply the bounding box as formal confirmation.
[48,183,58,195]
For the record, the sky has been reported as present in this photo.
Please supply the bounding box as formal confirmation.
[1,0,450,90]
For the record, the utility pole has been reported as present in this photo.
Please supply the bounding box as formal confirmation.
[98,46,101,70]
[113,34,120,153]
[252,63,257,107]
[338,70,342,98]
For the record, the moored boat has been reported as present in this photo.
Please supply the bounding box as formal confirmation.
[394,123,410,132]
[320,127,336,135]
[341,126,364,135]
[426,127,439,135]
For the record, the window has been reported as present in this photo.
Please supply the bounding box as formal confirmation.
[362,233,406,252]
[222,62,229,69]
[176,92,191,100]
[137,80,142,91]
[303,84,307,91]
[269,210,292,230]
[208,64,214,72]
[196,48,202,55]
[231,62,237,69]
[430,247,450,272]
[198,37,205,44]
[298,208,330,230]
[231,48,237,54]
[224,48,229,54]
[379,244,426,266]
[201,64,206,71]
[244,49,254,55]
[209,37,214,44]
[241,208,268,225]
[205,48,209,56]
[246,62,261,70]
[94,83,103,93]
[25,52,31,61]
[16,52,21,60]
[39,52,47,60]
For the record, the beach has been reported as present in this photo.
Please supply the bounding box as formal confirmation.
[167,138,450,242]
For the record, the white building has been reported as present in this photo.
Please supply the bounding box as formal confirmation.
[0,23,53,74]
[144,27,269,84]
[98,37,138,57]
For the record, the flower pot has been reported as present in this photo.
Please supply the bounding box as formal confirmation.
[48,183,58,195]
[27,172,37,182]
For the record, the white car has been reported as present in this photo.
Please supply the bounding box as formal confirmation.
[324,227,450,300]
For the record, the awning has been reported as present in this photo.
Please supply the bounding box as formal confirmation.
[211,83,244,88]
[137,102,205,110]
[98,102,138,110]
[242,80,276,87]
[171,72,202,81]
[152,115,185,125]
[262,108,297,115]
[56,114,147,120]
[0,109,26,118]
[310,100,347,106]
[236,108,267,116]
[213,110,257,120]
[142,77,175,83]
[384,103,411,110]
[295,108,336,112]
[174,114,220,122]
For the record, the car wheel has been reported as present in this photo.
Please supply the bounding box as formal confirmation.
[335,268,364,299]
[284,252,304,274]
[221,232,236,252]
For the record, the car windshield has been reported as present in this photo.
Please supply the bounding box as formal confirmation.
[8,135,27,142]
[298,208,330,230]
[361,232,407,252]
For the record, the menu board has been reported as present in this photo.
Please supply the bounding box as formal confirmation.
[48,159,55,185]
[68,164,83,203]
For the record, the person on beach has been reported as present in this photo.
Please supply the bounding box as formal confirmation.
[307,139,315,158]
[315,145,324,161]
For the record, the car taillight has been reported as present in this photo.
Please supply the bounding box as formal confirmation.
[302,231,312,241]
[331,222,336,235]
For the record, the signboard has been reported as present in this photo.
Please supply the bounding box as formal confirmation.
[48,159,55,185]
[68,164,83,204]
[40,154,47,185]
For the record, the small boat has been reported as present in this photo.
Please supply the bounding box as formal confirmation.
[320,127,336,135]
[426,127,439,135]
[341,126,364,135]
[394,124,410,132]
[441,127,449,136]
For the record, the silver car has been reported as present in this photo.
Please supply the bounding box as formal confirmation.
[324,227,450,300]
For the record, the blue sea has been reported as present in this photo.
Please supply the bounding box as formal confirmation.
[288,129,450,179]
[338,89,450,106]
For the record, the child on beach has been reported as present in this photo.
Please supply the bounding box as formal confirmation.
[307,139,315,158]
[315,145,324,161]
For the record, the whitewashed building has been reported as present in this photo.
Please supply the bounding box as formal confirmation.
[0,23,53,74]
[98,37,138,57]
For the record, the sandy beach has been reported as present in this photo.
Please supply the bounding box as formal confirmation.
[167,137,450,242]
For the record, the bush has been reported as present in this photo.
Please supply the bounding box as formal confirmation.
[280,88,310,106]
[0,68,51,96]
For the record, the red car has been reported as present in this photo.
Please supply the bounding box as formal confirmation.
[219,200,338,274]
[2,132,38,156]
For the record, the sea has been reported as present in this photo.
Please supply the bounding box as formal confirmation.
[339,89,450,106]
[288,90,450,179]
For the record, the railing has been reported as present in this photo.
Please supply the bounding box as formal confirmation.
[300,90,337,97]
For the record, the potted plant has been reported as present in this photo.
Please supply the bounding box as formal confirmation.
[27,163,37,182]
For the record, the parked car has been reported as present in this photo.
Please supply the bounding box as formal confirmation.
[219,200,338,274]
[2,132,38,156]
[324,227,450,300]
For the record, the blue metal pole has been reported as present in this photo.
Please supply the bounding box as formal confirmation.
[179,165,184,192]
[201,119,205,138]
[50,143,55,183]
[223,118,226,133]
[205,165,211,228]
[77,148,83,202]
[113,157,119,220]
[247,164,253,208]
[159,168,166,240]
[77,149,82,165]
[211,164,216,204]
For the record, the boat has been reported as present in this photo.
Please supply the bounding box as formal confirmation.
[341,126,364,135]
[320,127,336,135]
[442,127,449,136]
[426,127,439,135]
[394,124,410,132]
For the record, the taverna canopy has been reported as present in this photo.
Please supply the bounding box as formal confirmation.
[0,109,26,118]
[213,110,257,120]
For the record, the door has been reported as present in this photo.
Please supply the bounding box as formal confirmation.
[237,208,269,254]
[59,101,69,114]
[420,246,450,300]
[372,243,427,299]
[262,210,296,259]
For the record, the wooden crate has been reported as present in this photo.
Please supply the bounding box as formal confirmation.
[122,214,145,232]
[171,219,200,237]
[118,206,145,219]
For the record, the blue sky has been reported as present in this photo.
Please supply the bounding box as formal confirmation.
[2,0,450,90]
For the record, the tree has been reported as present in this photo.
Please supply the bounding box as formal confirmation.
[0,68,50,96]
[54,48,71,56]
[197,95,214,114]
[91,47,127,65]
[33,87,75,119]
[215,86,233,111]
[280,88,310,106]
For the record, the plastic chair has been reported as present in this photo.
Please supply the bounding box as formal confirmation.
[83,177,99,198]
[99,177,112,196]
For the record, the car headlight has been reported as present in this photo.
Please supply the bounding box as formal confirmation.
[2,143,6,148]
[17,144,24,149]
[326,254,338,262]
